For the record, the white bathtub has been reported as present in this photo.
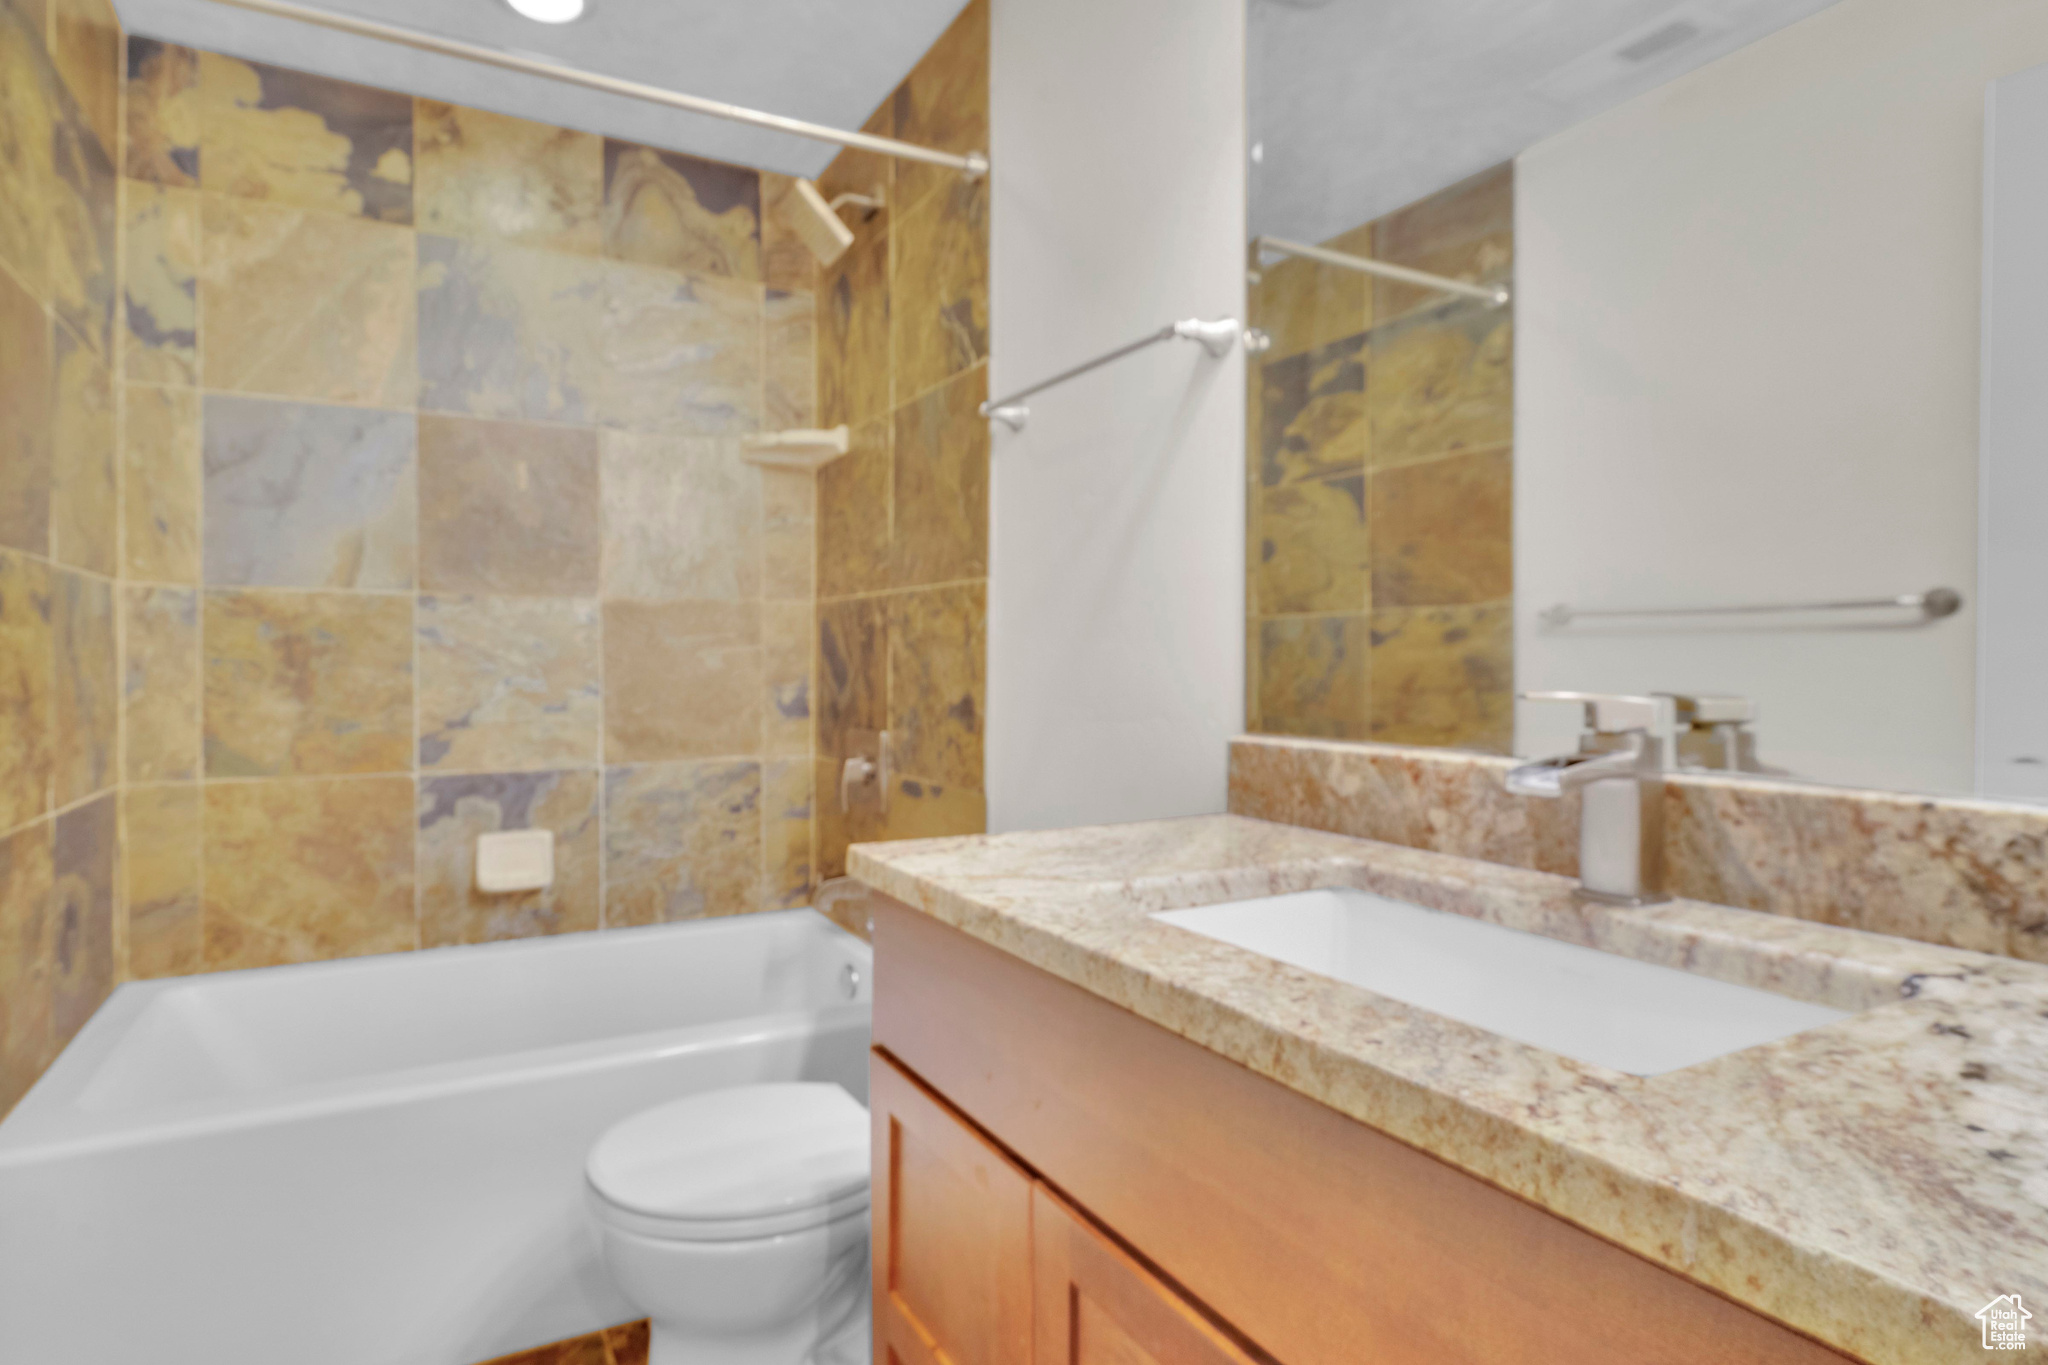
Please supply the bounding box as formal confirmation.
[0,909,872,1365]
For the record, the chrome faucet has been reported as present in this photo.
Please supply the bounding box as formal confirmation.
[1506,692,1676,906]
[1669,693,1772,773]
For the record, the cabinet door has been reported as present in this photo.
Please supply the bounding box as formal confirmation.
[871,1051,1035,1365]
[1032,1185,1266,1365]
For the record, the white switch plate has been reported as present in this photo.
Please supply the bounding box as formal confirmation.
[476,828,554,893]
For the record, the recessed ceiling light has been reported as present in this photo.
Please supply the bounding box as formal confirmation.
[505,0,584,23]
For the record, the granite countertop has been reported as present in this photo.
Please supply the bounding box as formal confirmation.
[849,814,2048,1365]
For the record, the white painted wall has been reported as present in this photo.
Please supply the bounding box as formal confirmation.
[985,0,1247,832]
[1515,0,2048,794]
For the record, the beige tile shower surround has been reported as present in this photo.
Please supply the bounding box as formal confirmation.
[147,50,824,981]
[1,0,126,1118]
[851,813,2048,1365]
[1,0,990,1117]
[812,0,991,881]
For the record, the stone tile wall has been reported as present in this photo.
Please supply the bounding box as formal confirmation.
[0,0,124,1118]
[1247,164,1514,751]
[0,1,842,1113]
[812,0,990,878]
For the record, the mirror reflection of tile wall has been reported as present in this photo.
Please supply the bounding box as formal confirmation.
[1247,164,1514,753]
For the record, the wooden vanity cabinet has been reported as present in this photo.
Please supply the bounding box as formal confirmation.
[872,1051,1260,1365]
[866,892,1865,1365]
[871,1056,1034,1365]
[1030,1184,1266,1365]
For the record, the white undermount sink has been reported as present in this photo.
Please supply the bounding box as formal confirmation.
[1153,888,1851,1076]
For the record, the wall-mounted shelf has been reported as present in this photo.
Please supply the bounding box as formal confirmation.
[742,426,852,471]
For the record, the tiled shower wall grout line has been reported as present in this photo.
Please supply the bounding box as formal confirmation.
[815,575,992,606]
[0,792,104,855]
[595,518,609,929]
[186,136,209,979]
[114,86,130,978]
[885,221,899,551]
[188,584,421,598]
[1255,594,1516,624]
[0,239,106,376]
[410,473,423,951]
[1360,442,1514,475]
[2,547,120,587]
[752,240,767,918]
[889,352,988,417]
[169,760,828,782]
[194,168,210,976]
[0,252,38,355]
[116,376,726,444]
[120,586,829,605]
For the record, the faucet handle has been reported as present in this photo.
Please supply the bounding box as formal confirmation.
[1521,691,1676,737]
[1659,693,1755,725]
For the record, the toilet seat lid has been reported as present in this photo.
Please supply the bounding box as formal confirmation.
[586,1083,870,1225]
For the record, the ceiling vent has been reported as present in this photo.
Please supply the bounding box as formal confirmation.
[1530,5,1727,106]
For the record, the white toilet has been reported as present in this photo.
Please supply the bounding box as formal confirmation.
[585,1083,872,1365]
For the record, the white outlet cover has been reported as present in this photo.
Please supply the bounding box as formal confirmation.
[476,828,554,894]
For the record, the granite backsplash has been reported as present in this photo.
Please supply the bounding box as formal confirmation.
[1229,734,2048,963]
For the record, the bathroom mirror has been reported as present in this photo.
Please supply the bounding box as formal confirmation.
[1245,0,2048,803]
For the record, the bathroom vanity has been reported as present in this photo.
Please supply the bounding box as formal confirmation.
[850,816,2048,1365]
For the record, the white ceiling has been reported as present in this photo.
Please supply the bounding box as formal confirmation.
[1250,0,1844,242]
[112,0,1849,240]
[113,0,973,177]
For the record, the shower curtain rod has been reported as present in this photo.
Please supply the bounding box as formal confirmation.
[1253,236,1509,307]
[198,0,990,175]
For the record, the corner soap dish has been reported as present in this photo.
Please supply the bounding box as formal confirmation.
[742,426,851,471]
